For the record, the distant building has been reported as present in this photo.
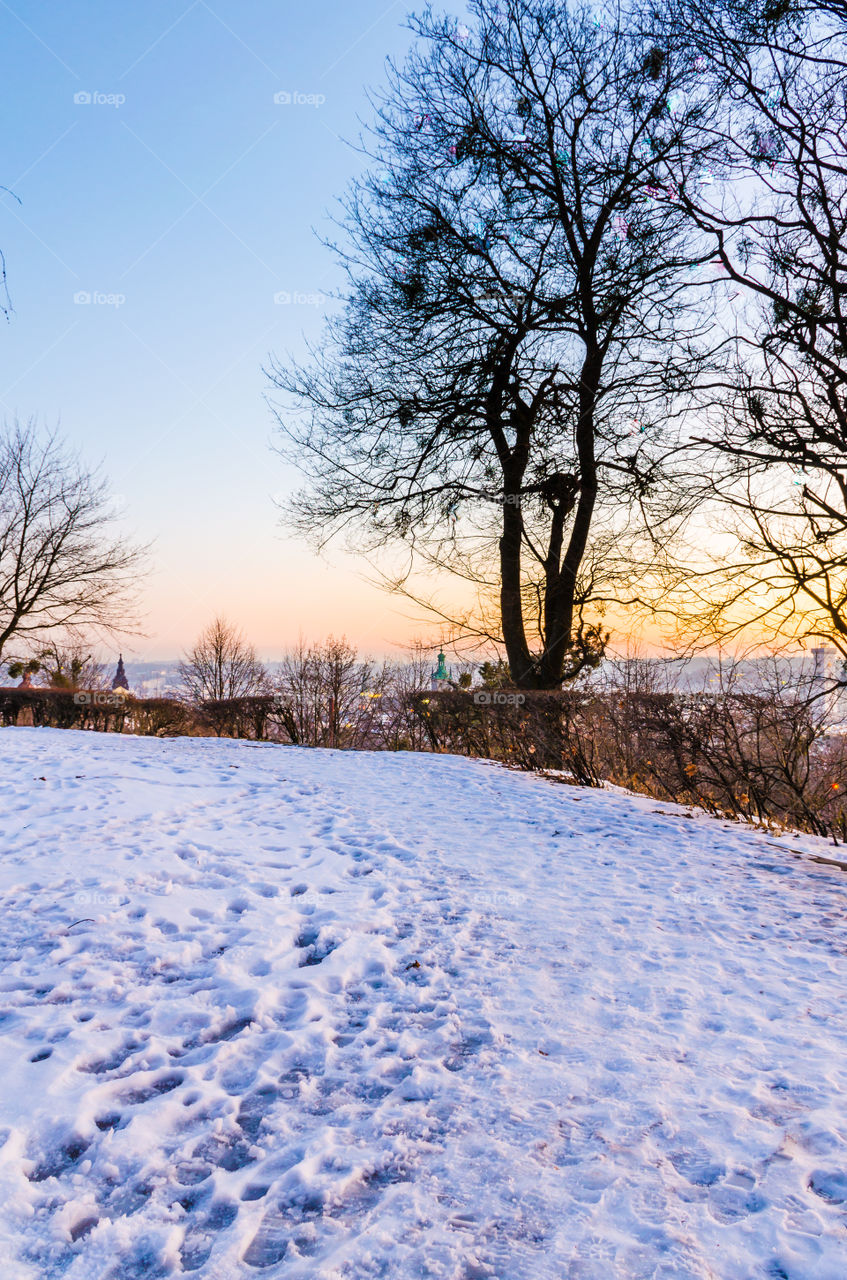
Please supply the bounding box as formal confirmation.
[810,646,847,729]
[811,646,840,687]
[112,655,129,693]
[430,651,451,692]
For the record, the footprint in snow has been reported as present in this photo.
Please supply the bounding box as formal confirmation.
[669,1151,725,1187]
[191,1129,256,1172]
[175,1160,214,1186]
[242,1208,293,1267]
[236,1085,280,1140]
[78,1039,142,1074]
[252,883,278,898]
[243,1194,325,1269]
[179,1199,238,1271]
[27,1135,91,1183]
[70,1215,99,1242]
[119,1071,184,1105]
[808,1169,847,1204]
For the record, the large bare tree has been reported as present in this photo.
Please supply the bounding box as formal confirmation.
[656,0,847,661]
[270,0,718,688]
[0,420,145,661]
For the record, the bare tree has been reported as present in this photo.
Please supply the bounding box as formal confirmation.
[376,639,443,751]
[34,639,108,690]
[179,616,267,701]
[0,181,19,323]
[275,635,391,747]
[655,0,847,662]
[0,420,145,660]
[270,0,719,689]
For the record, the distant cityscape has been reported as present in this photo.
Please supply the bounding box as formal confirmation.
[116,650,846,698]
[120,661,182,697]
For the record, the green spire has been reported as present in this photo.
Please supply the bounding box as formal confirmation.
[434,651,449,680]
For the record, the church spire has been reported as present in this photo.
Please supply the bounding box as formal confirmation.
[112,654,129,692]
[430,650,451,692]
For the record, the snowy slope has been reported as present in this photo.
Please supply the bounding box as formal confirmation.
[0,727,845,1280]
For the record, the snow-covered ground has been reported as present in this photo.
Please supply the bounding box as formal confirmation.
[0,728,845,1280]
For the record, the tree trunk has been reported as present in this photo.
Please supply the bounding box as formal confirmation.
[499,485,537,688]
[538,353,601,687]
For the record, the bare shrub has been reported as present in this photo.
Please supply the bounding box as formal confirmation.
[411,658,847,841]
[598,660,847,839]
[273,636,391,749]
[34,640,108,690]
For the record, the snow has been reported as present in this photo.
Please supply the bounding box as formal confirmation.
[0,727,845,1280]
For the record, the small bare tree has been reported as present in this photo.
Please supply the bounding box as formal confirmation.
[275,635,391,748]
[34,639,107,690]
[377,639,444,752]
[0,421,145,660]
[179,616,267,702]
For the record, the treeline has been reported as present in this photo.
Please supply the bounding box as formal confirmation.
[4,636,845,841]
[0,634,436,752]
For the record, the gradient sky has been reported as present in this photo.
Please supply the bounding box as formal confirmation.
[0,0,460,659]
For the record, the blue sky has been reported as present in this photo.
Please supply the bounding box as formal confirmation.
[0,0,444,658]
